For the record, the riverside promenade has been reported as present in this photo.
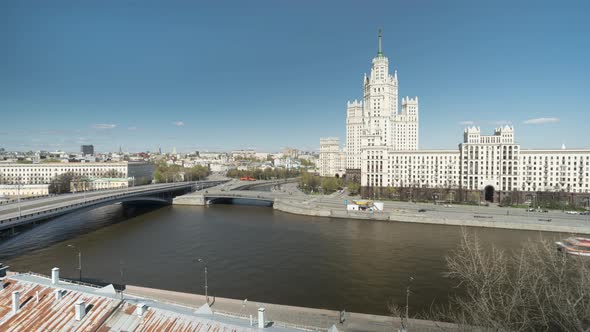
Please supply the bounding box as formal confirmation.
[174,181,590,234]
[125,284,455,332]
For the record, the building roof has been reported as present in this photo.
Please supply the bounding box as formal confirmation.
[0,272,300,332]
[0,275,120,331]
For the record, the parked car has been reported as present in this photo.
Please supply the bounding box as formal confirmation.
[418,209,427,213]
[580,211,590,216]
[526,207,535,212]
[541,209,549,213]
[565,211,579,215]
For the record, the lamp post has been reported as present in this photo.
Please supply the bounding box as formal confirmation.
[16,177,22,218]
[67,244,82,281]
[194,258,208,304]
[119,260,125,300]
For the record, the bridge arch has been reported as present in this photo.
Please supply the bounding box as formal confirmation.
[206,196,274,207]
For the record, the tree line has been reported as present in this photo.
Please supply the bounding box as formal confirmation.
[154,163,210,183]
[226,168,300,180]
[47,169,129,194]
[298,173,345,194]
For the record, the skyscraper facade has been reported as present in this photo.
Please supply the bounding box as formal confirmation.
[346,30,419,186]
[81,145,94,156]
[337,30,590,201]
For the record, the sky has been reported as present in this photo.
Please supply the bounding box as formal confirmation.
[1,0,589,153]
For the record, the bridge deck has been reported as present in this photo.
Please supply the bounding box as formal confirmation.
[0,181,226,231]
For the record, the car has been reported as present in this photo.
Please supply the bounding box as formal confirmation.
[565,211,579,215]
[418,209,427,213]
[580,211,590,216]
[541,209,549,213]
[443,204,453,208]
[526,208,535,212]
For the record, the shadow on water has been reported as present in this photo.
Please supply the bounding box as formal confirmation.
[0,203,162,261]
[209,198,273,207]
[0,202,568,316]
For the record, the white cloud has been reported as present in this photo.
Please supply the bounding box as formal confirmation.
[523,117,560,125]
[93,123,117,129]
[173,121,185,127]
[492,120,512,125]
[459,121,474,126]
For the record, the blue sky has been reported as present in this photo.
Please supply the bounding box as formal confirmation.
[1,0,589,153]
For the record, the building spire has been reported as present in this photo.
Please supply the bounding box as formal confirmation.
[378,28,383,56]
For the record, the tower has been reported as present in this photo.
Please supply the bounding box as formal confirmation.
[362,28,398,144]
[344,29,420,191]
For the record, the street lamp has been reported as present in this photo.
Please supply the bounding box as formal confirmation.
[16,176,22,218]
[67,244,82,281]
[194,258,208,304]
[119,260,125,300]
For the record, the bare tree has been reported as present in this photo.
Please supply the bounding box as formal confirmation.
[434,230,590,331]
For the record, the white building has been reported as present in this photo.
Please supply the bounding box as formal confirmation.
[361,125,590,199]
[347,29,419,175]
[0,161,154,186]
[335,30,590,200]
[0,184,49,198]
[319,138,345,177]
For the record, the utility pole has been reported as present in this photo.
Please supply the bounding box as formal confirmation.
[67,244,82,281]
[16,177,22,218]
[195,258,209,304]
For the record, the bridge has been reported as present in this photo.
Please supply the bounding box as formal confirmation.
[173,178,301,206]
[0,180,227,232]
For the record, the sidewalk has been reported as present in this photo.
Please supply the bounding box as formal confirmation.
[125,285,456,332]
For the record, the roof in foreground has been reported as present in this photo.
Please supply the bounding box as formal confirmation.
[0,273,301,332]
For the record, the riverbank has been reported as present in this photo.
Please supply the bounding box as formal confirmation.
[172,184,590,234]
[273,198,590,234]
[125,284,456,332]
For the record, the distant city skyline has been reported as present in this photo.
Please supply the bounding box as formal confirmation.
[1,0,589,152]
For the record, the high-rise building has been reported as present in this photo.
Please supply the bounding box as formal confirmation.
[346,29,419,178]
[328,30,590,200]
[81,145,94,156]
[319,138,345,177]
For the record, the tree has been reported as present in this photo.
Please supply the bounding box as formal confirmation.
[321,177,341,194]
[384,186,397,199]
[154,162,210,183]
[102,169,124,178]
[299,172,321,193]
[185,165,210,181]
[347,182,361,196]
[298,158,315,167]
[226,168,300,180]
[48,172,87,194]
[432,230,590,331]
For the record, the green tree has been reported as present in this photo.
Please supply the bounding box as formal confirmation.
[321,177,341,194]
[48,172,87,194]
[298,159,315,167]
[299,172,321,193]
[102,169,125,178]
[226,168,300,180]
[347,182,361,196]
[185,165,210,181]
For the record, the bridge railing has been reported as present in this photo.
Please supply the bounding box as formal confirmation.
[0,182,213,227]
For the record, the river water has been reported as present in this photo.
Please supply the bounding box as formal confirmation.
[0,202,563,315]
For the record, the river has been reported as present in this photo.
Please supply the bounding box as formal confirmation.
[0,201,563,315]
